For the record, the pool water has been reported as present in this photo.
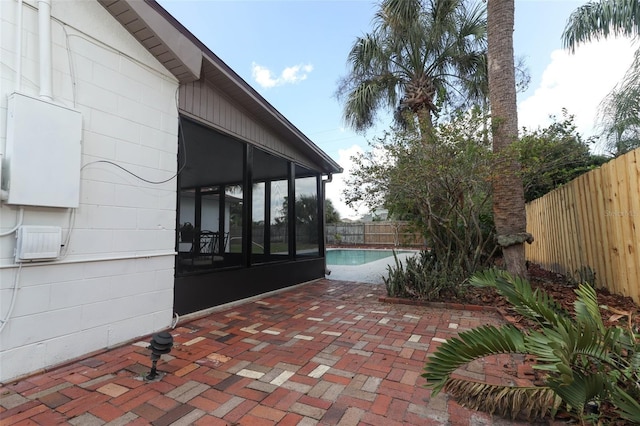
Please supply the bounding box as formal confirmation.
[326,249,412,266]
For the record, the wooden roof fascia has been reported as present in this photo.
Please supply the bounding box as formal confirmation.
[97,0,202,83]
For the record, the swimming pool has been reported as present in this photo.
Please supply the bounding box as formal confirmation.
[326,249,412,266]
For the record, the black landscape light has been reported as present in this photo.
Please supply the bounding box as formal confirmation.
[146,331,173,380]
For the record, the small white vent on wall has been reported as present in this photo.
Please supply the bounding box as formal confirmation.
[15,226,62,262]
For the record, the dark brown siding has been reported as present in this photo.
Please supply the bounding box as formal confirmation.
[179,81,321,171]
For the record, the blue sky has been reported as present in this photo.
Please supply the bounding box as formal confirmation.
[157,0,635,219]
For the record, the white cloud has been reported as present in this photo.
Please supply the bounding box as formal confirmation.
[251,62,314,88]
[325,144,365,220]
[518,37,636,138]
[251,64,278,88]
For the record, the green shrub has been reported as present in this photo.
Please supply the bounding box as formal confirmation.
[383,250,467,300]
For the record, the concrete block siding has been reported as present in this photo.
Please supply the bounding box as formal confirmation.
[0,257,174,379]
[0,0,179,382]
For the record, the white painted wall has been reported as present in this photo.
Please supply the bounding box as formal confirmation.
[0,0,179,382]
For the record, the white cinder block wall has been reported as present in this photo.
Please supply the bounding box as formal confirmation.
[0,0,179,382]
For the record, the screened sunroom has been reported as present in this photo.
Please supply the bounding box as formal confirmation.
[174,117,338,314]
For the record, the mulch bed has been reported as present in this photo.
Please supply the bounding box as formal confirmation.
[447,263,640,330]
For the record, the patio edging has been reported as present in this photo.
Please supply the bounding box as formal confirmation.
[378,296,499,312]
[378,296,524,330]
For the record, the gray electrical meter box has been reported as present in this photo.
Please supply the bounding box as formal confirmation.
[3,92,82,208]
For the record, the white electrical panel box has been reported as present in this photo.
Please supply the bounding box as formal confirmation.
[15,225,62,262]
[3,92,82,208]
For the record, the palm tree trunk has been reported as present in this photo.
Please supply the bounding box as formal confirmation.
[487,0,530,277]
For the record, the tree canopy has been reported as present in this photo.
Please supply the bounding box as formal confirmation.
[325,199,341,224]
[344,108,496,278]
[336,0,488,133]
[518,111,608,202]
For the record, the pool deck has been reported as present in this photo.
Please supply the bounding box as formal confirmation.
[0,279,544,425]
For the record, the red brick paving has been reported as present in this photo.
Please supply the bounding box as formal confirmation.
[0,279,543,425]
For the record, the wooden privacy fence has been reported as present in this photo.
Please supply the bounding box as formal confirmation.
[525,148,640,303]
[326,221,423,246]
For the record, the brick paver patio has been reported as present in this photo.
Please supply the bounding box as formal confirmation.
[0,279,539,425]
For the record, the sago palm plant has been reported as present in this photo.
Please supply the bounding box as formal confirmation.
[422,269,640,423]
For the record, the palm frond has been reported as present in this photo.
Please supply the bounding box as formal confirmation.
[547,371,608,415]
[344,80,388,132]
[629,351,640,372]
[527,319,626,382]
[597,47,640,155]
[423,324,525,393]
[470,269,571,327]
[562,0,640,52]
[378,0,423,33]
[348,34,387,78]
[525,328,570,372]
[612,387,640,423]
[573,283,605,333]
[444,378,561,420]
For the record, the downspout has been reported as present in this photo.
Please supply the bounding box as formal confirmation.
[37,0,53,100]
[322,173,333,275]
[15,0,23,92]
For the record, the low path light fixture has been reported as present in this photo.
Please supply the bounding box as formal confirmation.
[146,331,173,380]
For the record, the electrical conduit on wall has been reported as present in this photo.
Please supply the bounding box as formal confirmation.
[37,0,53,100]
[15,0,23,91]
